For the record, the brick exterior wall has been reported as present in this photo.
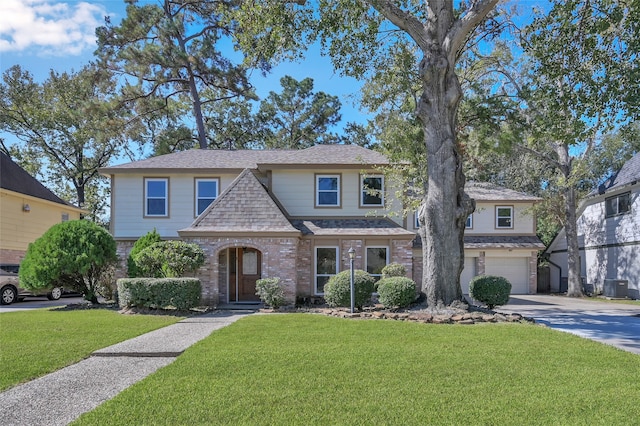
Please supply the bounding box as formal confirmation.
[0,249,25,265]
[296,239,312,297]
[182,236,300,306]
[116,237,422,306]
[529,251,538,294]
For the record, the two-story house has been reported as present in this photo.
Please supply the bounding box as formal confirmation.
[411,182,544,295]
[1,152,84,264]
[545,152,640,299]
[101,145,544,305]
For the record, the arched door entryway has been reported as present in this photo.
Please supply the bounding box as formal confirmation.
[228,247,261,302]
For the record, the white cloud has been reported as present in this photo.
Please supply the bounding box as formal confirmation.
[0,0,107,55]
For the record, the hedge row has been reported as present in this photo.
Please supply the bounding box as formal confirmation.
[117,278,201,310]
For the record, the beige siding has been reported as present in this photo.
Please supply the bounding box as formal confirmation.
[409,202,536,235]
[467,202,536,235]
[111,173,238,238]
[271,169,402,224]
[0,190,82,257]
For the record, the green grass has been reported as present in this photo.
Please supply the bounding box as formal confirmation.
[586,296,640,306]
[0,308,182,391]
[75,314,640,425]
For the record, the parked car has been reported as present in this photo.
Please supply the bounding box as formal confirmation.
[0,265,64,305]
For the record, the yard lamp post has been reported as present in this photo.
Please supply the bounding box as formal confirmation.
[348,247,355,313]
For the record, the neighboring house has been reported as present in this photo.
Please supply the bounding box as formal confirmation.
[545,153,640,299]
[411,182,544,295]
[101,145,544,305]
[0,152,84,264]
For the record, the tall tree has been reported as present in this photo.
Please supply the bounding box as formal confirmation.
[240,0,499,306]
[96,0,254,149]
[0,64,131,220]
[508,1,640,296]
[257,75,342,149]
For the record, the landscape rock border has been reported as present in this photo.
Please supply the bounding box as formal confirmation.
[263,305,536,325]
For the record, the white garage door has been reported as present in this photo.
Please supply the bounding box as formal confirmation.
[485,257,529,294]
[461,257,475,294]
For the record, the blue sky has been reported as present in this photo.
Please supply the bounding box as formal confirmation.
[0,0,368,134]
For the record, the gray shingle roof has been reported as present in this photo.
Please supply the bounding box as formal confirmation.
[0,152,74,207]
[180,169,300,235]
[101,145,389,173]
[596,152,640,194]
[291,218,415,237]
[413,235,545,249]
[466,182,541,202]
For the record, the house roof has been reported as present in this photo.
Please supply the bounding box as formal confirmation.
[413,235,545,250]
[466,182,541,202]
[180,168,300,235]
[101,144,390,174]
[595,151,640,195]
[0,152,76,208]
[291,218,416,237]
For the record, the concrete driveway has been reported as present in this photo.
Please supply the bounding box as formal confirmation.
[0,296,84,313]
[500,295,640,355]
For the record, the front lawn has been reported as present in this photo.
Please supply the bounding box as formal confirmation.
[75,314,640,425]
[0,308,182,391]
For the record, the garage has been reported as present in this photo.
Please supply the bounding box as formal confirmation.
[484,257,529,294]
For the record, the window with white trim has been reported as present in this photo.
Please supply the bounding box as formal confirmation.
[466,214,473,229]
[195,178,219,215]
[496,206,513,228]
[415,211,420,229]
[316,175,340,207]
[145,178,168,217]
[315,247,338,294]
[361,175,384,206]
[605,192,631,218]
[366,247,388,281]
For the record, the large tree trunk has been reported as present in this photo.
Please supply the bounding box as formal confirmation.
[417,54,475,307]
[368,0,495,306]
[555,143,583,297]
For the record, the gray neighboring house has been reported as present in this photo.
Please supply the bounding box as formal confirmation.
[545,152,640,299]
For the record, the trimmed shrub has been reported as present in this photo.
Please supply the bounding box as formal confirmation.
[127,229,161,277]
[381,263,406,279]
[117,278,201,310]
[469,275,512,309]
[133,241,205,278]
[255,277,286,309]
[376,277,417,308]
[19,220,117,303]
[324,270,375,310]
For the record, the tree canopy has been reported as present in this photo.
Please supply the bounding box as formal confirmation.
[0,64,132,220]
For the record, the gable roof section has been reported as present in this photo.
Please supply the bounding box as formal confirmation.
[0,152,76,207]
[466,182,541,202]
[100,144,390,174]
[595,152,640,195]
[179,168,299,236]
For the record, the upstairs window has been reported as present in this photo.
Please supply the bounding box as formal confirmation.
[316,175,340,207]
[145,178,168,217]
[195,178,219,215]
[361,175,384,207]
[605,192,631,218]
[496,206,513,229]
[466,214,473,229]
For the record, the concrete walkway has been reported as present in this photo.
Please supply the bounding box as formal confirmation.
[0,311,252,426]
[500,295,640,355]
